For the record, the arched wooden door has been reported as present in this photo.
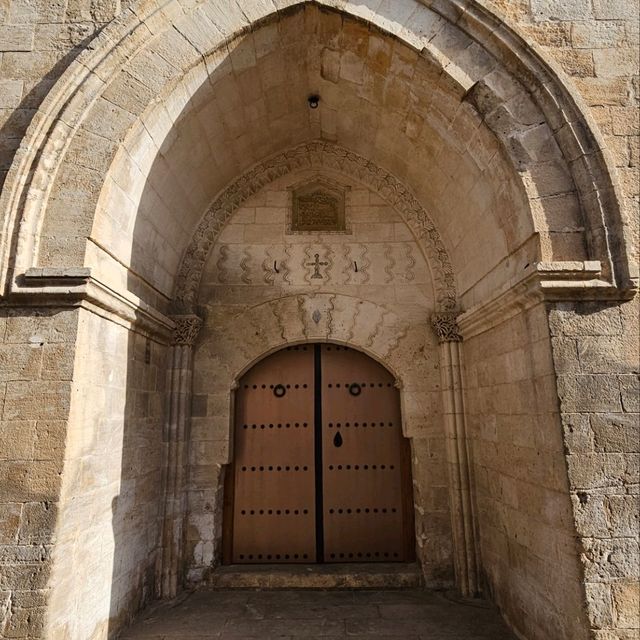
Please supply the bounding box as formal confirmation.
[224,344,414,564]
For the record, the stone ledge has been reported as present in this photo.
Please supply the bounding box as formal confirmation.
[458,261,637,339]
[7,268,174,340]
[22,267,92,285]
[205,563,424,590]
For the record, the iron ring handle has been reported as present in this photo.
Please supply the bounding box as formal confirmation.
[348,383,362,396]
[273,384,286,398]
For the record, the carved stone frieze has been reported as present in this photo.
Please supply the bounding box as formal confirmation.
[174,141,457,313]
[431,312,462,343]
[171,314,203,347]
[209,241,428,288]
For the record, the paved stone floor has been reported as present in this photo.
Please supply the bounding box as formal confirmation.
[122,589,517,639]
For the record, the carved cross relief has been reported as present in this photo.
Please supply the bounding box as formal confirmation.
[210,174,430,287]
[306,253,329,279]
[212,242,427,287]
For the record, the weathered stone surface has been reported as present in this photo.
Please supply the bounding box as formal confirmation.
[548,304,624,338]
[18,503,58,543]
[0,3,637,640]
[572,22,626,49]
[0,503,21,544]
[0,24,34,51]
[585,582,615,629]
[591,414,640,453]
[582,538,640,582]
[618,375,640,413]
[562,413,594,453]
[593,0,640,20]
[557,375,622,413]
[531,0,593,21]
[122,589,518,639]
[568,452,638,490]
[611,582,640,629]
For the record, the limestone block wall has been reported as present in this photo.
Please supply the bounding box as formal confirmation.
[550,300,639,638]
[463,302,589,640]
[0,308,79,639]
[0,0,123,190]
[43,309,168,639]
[487,0,639,253]
[188,171,453,585]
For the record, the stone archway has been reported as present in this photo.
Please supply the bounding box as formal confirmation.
[0,2,636,640]
[182,288,447,585]
[1,1,634,300]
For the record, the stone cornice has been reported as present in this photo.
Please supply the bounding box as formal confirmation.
[7,267,174,340]
[458,261,637,339]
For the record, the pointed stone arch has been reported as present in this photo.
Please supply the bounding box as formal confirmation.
[0,0,634,300]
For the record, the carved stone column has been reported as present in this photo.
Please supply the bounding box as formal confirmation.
[159,314,202,598]
[431,313,479,597]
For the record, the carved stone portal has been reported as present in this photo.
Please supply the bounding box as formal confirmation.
[289,178,348,233]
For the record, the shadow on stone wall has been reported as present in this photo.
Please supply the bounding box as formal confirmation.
[105,325,168,638]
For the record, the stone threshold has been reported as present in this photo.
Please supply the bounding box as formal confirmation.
[206,562,424,590]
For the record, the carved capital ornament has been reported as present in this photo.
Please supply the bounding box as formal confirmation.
[171,314,203,346]
[431,313,462,343]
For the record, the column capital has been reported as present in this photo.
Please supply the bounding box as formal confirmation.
[171,314,203,347]
[431,312,462,343]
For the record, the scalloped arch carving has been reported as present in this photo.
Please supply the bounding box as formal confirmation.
[175,141,457,313]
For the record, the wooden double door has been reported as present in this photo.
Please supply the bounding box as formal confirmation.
[225,344,414,564]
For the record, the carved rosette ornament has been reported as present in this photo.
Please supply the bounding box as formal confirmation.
[171,314,203,346]
[431,313,462,343]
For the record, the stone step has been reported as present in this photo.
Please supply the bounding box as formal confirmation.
[206,563,424,590]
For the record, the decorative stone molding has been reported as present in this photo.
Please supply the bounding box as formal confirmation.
[436,331,479,597]
[171,314,203,347]
[431,313,462,343]
[430,308,478,596]
[458,261,636,340]
[174,141,457,314]
[13,267,174,339]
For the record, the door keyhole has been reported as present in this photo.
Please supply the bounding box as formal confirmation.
[333,432,343,448]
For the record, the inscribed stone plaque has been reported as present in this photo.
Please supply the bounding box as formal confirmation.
[290,180,347,233]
